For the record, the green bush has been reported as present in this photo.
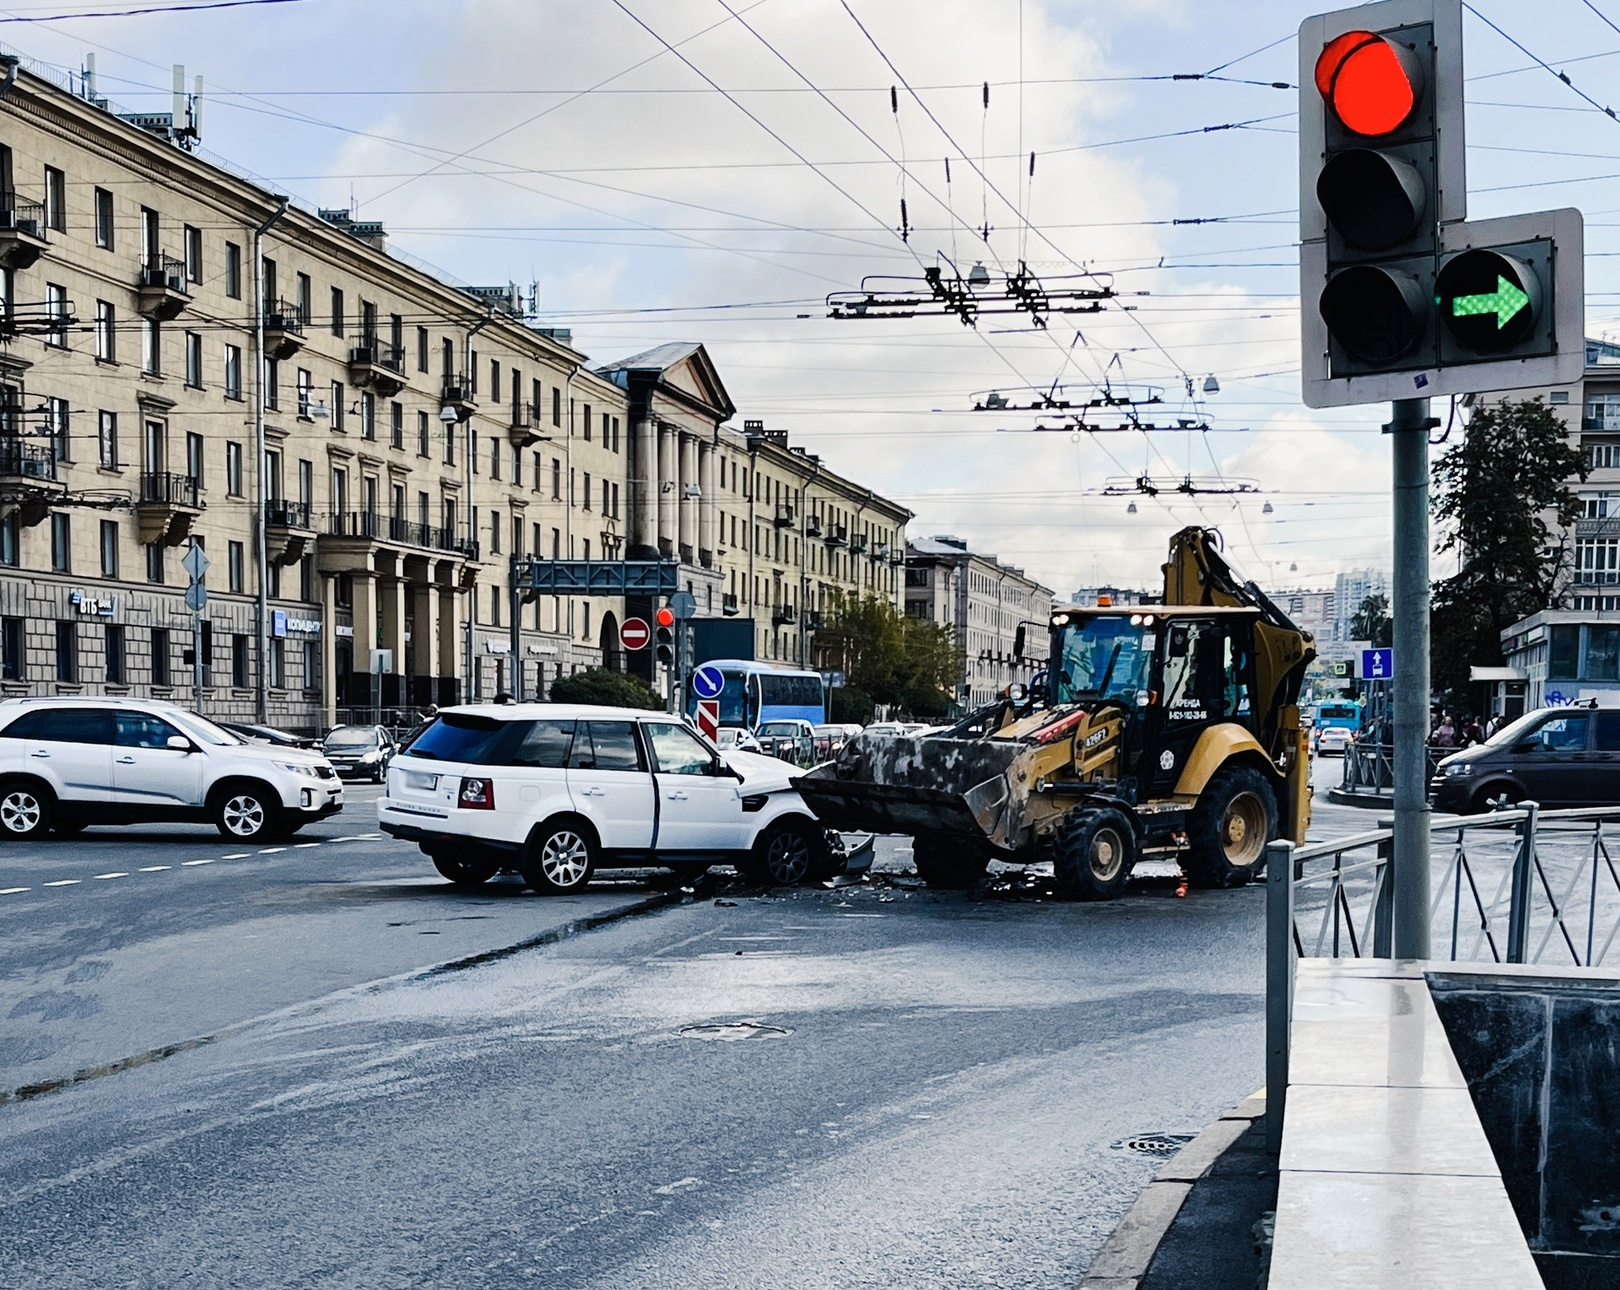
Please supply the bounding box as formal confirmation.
[548,667,662,710]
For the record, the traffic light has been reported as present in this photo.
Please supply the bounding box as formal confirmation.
[655,605,674,666]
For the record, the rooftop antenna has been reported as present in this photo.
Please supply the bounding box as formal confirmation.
[83,51,95,100]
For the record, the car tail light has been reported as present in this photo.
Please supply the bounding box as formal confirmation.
[458,777,495,810]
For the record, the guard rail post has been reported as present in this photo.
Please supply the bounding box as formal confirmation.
[1265,837,1294,1153]
[1506,800,1538,964]
[1373,817,1394,957]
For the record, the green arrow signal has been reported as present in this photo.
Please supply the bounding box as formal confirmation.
[1451,275,1530,329]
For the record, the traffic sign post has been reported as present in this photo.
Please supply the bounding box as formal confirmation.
[183,542,209,713]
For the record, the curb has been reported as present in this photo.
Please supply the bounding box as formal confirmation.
[1326,787,1395,809]
[1076,1093,1267,1290]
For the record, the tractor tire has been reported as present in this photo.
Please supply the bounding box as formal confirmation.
[1048,808,1136,901]
[911,834,990,890]
[1186,765,1277,888]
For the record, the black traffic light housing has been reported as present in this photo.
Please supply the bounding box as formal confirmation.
[655,605,675,666]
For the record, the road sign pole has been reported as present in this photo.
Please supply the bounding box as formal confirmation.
[192,610,203,715]
[509,555,523,702]
[1390,397,1432,959]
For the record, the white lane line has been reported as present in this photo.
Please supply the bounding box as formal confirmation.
[138,865,170,872]
[292,842,320,849]
[93,872,128,880]
[220,853,250,860]
[330,836,371,843]
[181,859,216,867]
[42,879,80,887]
[0,886,29,895]
[258,847,287,854]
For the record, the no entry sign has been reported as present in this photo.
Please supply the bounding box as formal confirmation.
[619,617,651,651]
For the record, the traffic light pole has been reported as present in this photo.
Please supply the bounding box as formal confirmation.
[1389,396,1432,959]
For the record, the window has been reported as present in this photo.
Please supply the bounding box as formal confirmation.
[50,512,69,571]
[88,298,112,358]
[269,638,285,689]
[330,286,344,336]
[417,410,429,456]
[490,584,502,625]
[1583,493,1618,519]
[151,627,170,685]
[552,387,561,427]
[98,411,117,469]
[491,361,501,404]
[297,368,312,417]
[1577,538,1620,584]
[200,620,213,686]
[140,206,159,266]
[224,344,242,399]
[185,331,202,386]
[490,436,501,480]
[1587,626,1620,680]
[228,540,244,593]
[491,509,501,553]
[298,459,313,509]
[100,520,118,578]
[416,326,428,373]
[186,432,203,487]
[569,721,644,771]
[471,432,480,475]
[105,624,125,685]
[46,396,68,462]
[444,414,456,465]
[511,445,521,489]
[55,620,77,682]
[44,166,64,232]
[390,401,403,450]
[645,722,716,775]
[1589,441,1620,470]
[551,458,561,499]
[360,391,375,440]
[602,478,610,515]
[303,639,318,690]
[583,471,592,512]
[226,441,243,496]
[264,357,278,410]
[0,617,20,680]
[145,542,164,584]
[94,187,114,248]
[224,241,241,297]
[296,272,311,325]
[184,224,202,283]
[232,635,249,688]
[332,467,348,515]
[141,318,161,375]
[331,380,345,432]
[583,403,591,442]
[612,483,620,518]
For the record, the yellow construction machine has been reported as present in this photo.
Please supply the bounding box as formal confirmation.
[793,528,1315,899]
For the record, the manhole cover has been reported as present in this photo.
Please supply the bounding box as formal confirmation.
[1112,1133,1195,1157]
[678,1021,793,1042]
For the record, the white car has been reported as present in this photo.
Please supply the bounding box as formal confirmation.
[378,703,840,893]
[1315,726,1354,755]
[0,696,342,842]
[714,727,763,754]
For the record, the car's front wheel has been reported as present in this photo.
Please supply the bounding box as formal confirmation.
[0,779,53,842]
[521,820,597,895]
[744,818,824,885]
[212,784,279,842]
[433,850,501,886]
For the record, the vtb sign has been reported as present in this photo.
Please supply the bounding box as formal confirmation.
[1300,0,1583,407]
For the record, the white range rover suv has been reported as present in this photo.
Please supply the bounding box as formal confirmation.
[378,703,841,893]
[0,697,343,842]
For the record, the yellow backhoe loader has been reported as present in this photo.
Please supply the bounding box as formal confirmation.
[793,528,1315,899]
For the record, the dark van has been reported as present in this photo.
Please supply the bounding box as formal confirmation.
[1430,705,1620,813]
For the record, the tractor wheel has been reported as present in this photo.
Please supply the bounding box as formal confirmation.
[1186,765,1277,888]
[911,834,990,890]
[1048,808,1136,902]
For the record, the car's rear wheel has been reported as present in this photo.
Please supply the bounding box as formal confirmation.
[521,821,596,895]
[212,784,279,842]
[0,780,53,842]
[1470,782,1523,814]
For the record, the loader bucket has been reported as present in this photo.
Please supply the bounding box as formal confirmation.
[792,733,1035,852]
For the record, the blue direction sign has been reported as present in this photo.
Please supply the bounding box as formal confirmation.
[1361,648,1393,681]
[691,665,725,700]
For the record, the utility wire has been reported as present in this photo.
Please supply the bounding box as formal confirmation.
[0,0,305,18]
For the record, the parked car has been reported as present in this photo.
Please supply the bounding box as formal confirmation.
[218,721,317,750]
[812,723,848,759]
[1431,704,1620,813]
[0,696,342,841]
[754,718,818,766]
[323,724,397,782]
[714,727,763,754]
[378,704,840,892]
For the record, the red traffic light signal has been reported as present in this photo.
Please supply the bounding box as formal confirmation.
[655,606,675,628]
[1315,30,1423,136]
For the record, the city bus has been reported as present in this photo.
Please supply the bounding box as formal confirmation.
[686,659,826,730]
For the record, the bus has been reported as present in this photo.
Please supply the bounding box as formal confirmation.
[686,659,826,730]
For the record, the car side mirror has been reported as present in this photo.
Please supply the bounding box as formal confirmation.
[166,735,194,752]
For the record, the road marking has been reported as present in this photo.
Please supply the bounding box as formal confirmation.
[258,847,287,854]
[220,853,250,860]
[42,879,80,887]
[93,872,128,880]
[0,886,28,895]
[292,842,320,849]
[137,866,170,872]
[181,859,216,867]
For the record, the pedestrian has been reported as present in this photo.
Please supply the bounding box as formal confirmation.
[494,691,515,705]
[1463,717,1484,747]
[1433,713,1457,748]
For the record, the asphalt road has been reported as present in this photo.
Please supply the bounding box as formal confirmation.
[0,774,1375,1288]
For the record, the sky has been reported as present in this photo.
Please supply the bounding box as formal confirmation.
[4,0,1620,597]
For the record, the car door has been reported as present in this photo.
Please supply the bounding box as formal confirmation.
[641,720,745,853]
[0,707,116,803]
[112,710,205,809]
[566,720,656,853]
[1514,711,1591,806]
[1589,711,1620,805]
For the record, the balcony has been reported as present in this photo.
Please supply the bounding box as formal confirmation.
[849,533,868,555]
[806,608,823,631]
[722,591,739,616]
[348,336,406,397]
[0,195,48,270]
[774,502,795,529]
[772,604,797,626]
[137,254,191,321]
[135,471,203,546]
[265,498,315,567]
[316,511,480,569]
[263,299,305,360]
[1577,516,1620,538]
[0,438,65,524]
[508,400,543,449]
[441,374,477,423]
[825,522,847,548]
[805,514,823,538]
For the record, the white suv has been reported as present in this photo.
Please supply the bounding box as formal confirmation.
[378,703,840,893]
[0,697,343,842]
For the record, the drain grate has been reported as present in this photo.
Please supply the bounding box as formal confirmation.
[678,1021,793,1042]
[1112,1132,1196,1157]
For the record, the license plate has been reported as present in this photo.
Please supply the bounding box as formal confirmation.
[403,770,440,791]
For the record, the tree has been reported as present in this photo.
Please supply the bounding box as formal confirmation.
[1430,397,1585,703]
[1350,593,1392,648]
[816,593,960,719]
[547,666,661,710]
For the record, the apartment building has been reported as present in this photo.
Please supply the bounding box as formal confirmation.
[0,56,625,731]
[905,535,1053,708]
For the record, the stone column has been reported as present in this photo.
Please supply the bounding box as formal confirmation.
[677,432,697,561]
[437,580,460,683]
[631,414,655,553]
[697,440,715,565]
[656,425,676,557]
[378,575,406,670]
[350,572,378,664]
[412,578,440,689]
[321,574,338,730]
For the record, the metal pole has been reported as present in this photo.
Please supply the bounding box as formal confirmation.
[251,197,288,725]
[1264,837,1294,1153]
[1389,397,1432,959]
[192,610,203,715]
[1506,800,1537,964]
[509,554,523,700]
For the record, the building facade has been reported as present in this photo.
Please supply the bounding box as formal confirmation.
[1332,570,1384,642]
[905,535,1053,709]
